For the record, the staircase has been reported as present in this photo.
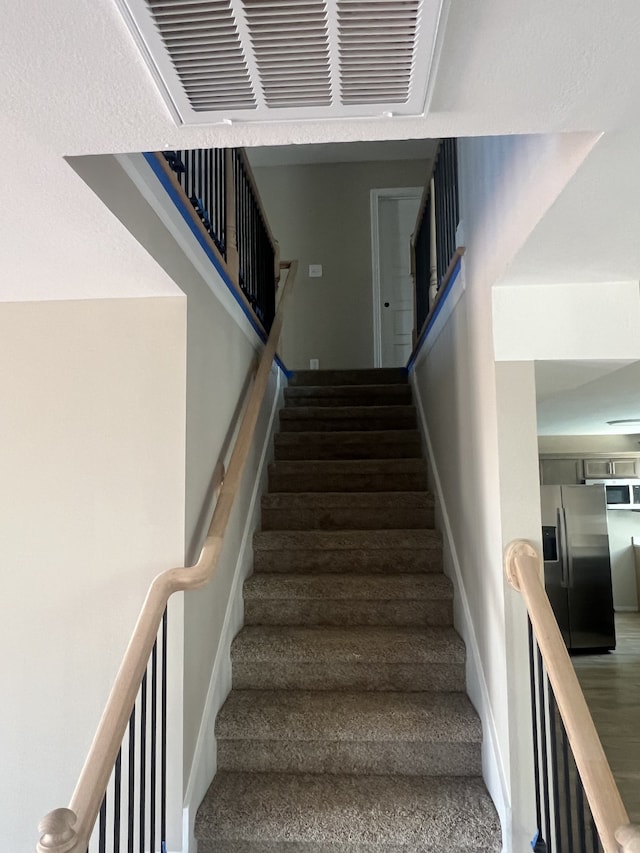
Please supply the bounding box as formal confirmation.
[195,369,501,852]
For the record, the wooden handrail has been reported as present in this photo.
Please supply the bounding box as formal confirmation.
[504,540,640,853]
[36,260,298,853]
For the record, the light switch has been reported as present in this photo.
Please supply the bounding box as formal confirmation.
[309,264,323,278]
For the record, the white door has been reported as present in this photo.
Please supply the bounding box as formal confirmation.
[372,189,422,368]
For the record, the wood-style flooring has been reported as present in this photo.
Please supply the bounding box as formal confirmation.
[572,612,640,823]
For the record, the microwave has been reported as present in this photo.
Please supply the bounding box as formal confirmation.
[584,479,640,509]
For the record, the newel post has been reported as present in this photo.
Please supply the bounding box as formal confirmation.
[36,808,78,853]
[224,148,240,284]
[616,825,640,852]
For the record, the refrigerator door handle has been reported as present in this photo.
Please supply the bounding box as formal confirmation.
[562,506,574,588]
[557,507,569,588]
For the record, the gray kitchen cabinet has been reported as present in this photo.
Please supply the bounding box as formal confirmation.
[583,457,639,478]
[539,458,583,485]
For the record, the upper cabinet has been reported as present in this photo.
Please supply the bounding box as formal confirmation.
[540,455,640,484]
[583,457,639,479]
[539,458,584,485]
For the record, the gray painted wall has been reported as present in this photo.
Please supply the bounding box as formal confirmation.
[252,159,429,370]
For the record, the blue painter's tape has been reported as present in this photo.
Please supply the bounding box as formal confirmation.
[142,151,272,347]
[405,256,463,374]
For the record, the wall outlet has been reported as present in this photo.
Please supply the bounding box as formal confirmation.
[309,358,320,370]
[309,264,323,278]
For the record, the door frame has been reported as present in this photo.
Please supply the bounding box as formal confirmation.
[370,186,423,368]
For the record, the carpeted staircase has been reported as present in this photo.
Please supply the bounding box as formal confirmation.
[195,369,501,852]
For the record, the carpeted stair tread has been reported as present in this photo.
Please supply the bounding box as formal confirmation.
[244,573,451,601]
[268,458,428,492]
[243,573,452,626]
[288,368,408,386]
[254,528,441,552]
[232,625,465,665]
[274,430,422,460]
[195,771,502,852]
[253,529,442,574]
[284,385,412,407]
[279,405,417,432]
[261,491,434,531]
[216,690,481,744]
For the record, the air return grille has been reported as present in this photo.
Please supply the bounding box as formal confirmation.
[244,1,331,108]
[148,0,255,110]
[338,0,419,105]
[117,0,448,124]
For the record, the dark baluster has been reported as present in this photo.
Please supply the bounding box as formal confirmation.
[161,608,168,849]
[560,724,575,851]
[536,646,553,851]
[139,671,147,853]
[204,149,211,237]
[575,774,588,853]
[528,620,545,847]
[98,793,106,853]
[114,749,122,853]
[590,812,600,853]
[150,641,157,853]
[547,680,562,847]
[128,707,136,853]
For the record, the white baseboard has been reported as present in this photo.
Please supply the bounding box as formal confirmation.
[410,371,510,849]
[182,367,284,853]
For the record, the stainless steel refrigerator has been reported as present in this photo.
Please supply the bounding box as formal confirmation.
[540,485,616,652]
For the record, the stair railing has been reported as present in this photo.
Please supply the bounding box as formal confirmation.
[36,261,298,853]
[149,147,280,334]
[410,138,463,343]
[504,540,640,853]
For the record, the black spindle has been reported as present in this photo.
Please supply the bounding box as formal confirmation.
[150,642,157,853]
[128,707,136,853]
[114,749,122,853]
[161,607,168,848]
[98,793,106,853]
[139,671,147,853]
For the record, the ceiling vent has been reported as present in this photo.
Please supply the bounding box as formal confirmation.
[117,0,449,125]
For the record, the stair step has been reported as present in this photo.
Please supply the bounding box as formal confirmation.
[274,430,422,461]
[288,369,408,387]
[253,529,442,574]
[284,384,412,408]
[279,405,417,432]
[216,690,481,776]
[244,573,452,627]
[261,491,434,531]
[231,625,465,691]
[195,771,501,852]
[268,459,428,493]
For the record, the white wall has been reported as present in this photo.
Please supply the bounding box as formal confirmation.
[493,280,640,361]
[252,159,429,369]
[411,131,599,851]
[0,297,187,852]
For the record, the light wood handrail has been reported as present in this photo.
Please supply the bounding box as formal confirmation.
[36,261,298,853]
[504,540,640,852]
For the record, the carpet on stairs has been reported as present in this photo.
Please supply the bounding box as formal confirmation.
[195,368,501,852]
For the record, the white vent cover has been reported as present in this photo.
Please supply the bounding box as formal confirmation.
[117,0,448,125]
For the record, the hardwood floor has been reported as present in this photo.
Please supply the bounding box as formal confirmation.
[572,612,640,823]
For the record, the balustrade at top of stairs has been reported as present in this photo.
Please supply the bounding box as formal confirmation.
[195,368,502,853]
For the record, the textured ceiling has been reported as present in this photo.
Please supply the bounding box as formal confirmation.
[536,360,640,436]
